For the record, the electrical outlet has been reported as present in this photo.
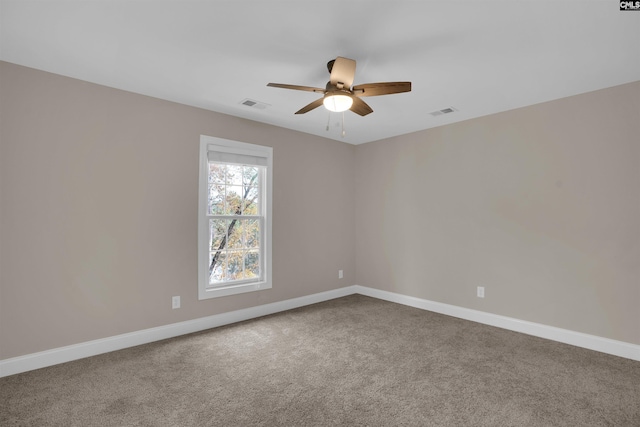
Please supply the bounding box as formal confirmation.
[477,286,485,298]
[338,270,344,279]
[172,296,180,309]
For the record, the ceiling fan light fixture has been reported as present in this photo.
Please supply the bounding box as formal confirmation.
[323,93,353,112]
[267,56,410,117]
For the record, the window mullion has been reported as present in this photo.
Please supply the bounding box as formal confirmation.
[206,215,262,220]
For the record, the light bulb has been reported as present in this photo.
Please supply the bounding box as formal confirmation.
[323,94,353,112]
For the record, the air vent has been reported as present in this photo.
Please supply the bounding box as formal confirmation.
[430,107,458,117]
[239,98,270,110]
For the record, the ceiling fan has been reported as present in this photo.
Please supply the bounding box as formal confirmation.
[267,57,411,116]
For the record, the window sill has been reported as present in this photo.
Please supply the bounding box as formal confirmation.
[198,280,271,300]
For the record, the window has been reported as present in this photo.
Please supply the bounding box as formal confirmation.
[198,136,272,299]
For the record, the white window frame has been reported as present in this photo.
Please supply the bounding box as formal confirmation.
[198,135,272,299]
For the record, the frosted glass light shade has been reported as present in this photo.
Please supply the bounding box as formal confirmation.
[323,94,353,112]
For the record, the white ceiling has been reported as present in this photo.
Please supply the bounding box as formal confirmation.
[1,1,639,145]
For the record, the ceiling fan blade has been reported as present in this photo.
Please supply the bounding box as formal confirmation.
[295,98,324,114]
[330,57,356,89]
[350,97,373,116]
[352,82,412,97]
[267,83,325,93]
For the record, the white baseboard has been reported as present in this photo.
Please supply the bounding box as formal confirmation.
[0,286,357,378]
[2,284,637,378]
[354,285,640,362]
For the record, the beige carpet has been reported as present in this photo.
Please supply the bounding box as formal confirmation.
[1,294,639,426]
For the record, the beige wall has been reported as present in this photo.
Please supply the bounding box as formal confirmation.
[355,81,640,345]
[0,62,356,359]
[1,61,638,361]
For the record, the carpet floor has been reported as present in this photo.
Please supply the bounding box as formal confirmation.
[1,294,639,426]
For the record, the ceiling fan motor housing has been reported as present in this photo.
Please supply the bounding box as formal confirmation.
[325,82,350,93]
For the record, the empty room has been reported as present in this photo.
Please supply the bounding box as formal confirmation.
[1,1,639,426]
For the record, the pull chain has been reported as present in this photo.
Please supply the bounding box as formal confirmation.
[325,111,346,138]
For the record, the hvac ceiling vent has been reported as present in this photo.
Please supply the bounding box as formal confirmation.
[239,98,270,110]
[430,107,458,117]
